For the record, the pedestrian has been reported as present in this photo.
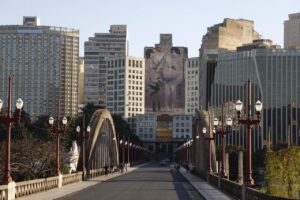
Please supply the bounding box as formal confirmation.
[110,163,114,174]
[119,163,124,173]
[104,164,109,176]
[176,164,180,172]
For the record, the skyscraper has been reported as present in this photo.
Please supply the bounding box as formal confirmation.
[106,56,145,129]
[199,18,260,109]
[209,40,300,150]
[84,25,128,107]
[284,13,300,48]
[0,16,79,119]
[185,57,200,115]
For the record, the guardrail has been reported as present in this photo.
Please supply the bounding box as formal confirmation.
[15,176,59,198]
[0,185,7,200]
[62,172,83,186]
[207,173,296,200]
[0,169,106,199]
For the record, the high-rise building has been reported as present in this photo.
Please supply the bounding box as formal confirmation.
[199,18,260,109]
[84,25,127,107]
[209,40,300,150]
[185,57,200,115]
[144,34,187,115]
[78,57,84,106]
[284,13,300,48]
[106,56,144,129]
[0,16,79,119]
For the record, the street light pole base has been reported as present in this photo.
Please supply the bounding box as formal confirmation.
[2,174,12,184]
[244,177,254,186]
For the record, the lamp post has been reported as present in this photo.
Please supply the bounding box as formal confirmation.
[76,122,91,180]
[202,127,215,173]
[49,108,67,176]
[235,80,262,186]
[0,76,23,183]
[213,105,232,178]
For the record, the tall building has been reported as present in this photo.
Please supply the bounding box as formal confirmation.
[84,25,127,107]
[78,57,84,106]
[0,16,79,119]
[209,40,300,151]
[284,13,300,48]
[199,18,260,109]
[185,57,200,115]
[106,56,144,128]
[144,34,188,115]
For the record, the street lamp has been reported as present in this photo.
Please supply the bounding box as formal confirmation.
[235,80,262,186]
[49,110,67,176]
[76,123,91,180]
[213,106,232,178]
[202,127,215,173]
[0,76,23,183]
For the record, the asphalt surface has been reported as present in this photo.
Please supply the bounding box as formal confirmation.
[56,163,204,200]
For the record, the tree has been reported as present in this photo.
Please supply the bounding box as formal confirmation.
[265,146,300,198]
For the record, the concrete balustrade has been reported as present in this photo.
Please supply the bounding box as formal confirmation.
[207,173,296,200]
[15,176,58,198]
[0,185,7,200]
[0,170,104,200]
[62,172,83,186]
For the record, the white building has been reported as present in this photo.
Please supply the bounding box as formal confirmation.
[185,57,200,115]
[0,17,79,119]
[84,25,128,107]
[106,56,145,128]
[284,12,300,48]
[135,114,157,142]
[172,115,193,140]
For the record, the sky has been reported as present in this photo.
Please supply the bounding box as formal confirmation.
[0,0,298,57]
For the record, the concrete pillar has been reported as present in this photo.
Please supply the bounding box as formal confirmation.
[225,153,229,179]
[6,181,16,200]
[238,151,244,184]
[58,174,63,188]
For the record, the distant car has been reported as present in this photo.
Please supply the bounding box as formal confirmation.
[159,160,167,166]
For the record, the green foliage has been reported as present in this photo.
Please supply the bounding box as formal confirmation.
[265,146,300,198]
[112,114,141,145]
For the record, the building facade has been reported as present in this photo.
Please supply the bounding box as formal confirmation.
[185,57,200,115]
[84,25,127,107]
[284,13,300,49]
[199,18,260,110]
[106,56,144,129]
[144,34,187,115]
[209,45,300,151]
[78,57,84,106]
[0,16,79,119]
[172,115,193,140]
[135,114,156,141]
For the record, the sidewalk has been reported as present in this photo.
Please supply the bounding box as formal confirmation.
[178,166,234,200]
[18,162,150,200]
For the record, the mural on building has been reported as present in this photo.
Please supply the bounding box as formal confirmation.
[145,34,187,115]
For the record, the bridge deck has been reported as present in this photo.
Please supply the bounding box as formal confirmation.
[17,162,232,200]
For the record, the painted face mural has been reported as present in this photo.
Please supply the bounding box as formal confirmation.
[145,45,187,114]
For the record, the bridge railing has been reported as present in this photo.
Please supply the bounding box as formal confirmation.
[207,172,296,200]
[62,172,83,186]
[15,176,58,198]
[0,185,7,200]
[0,170,107,200]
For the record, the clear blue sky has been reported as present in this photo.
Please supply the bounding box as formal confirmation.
[0,0,298,57]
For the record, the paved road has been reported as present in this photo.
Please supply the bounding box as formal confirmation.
[56,163,204,200]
